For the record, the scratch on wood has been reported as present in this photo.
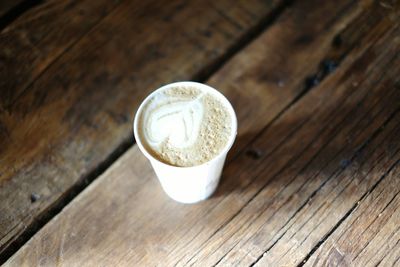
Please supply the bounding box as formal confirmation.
[322,246,349,267]
[56,233,66,266]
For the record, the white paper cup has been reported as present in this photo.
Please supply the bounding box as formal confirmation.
[133,81,237,204]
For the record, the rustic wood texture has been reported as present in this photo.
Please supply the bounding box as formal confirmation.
[305,163,400,267]
[5,0,400,266]
[0,0,122,108]
[0,0,286,258]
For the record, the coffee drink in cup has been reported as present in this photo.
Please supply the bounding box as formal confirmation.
[136,85,233,167]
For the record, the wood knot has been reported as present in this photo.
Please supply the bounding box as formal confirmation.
[305,75,320,88]
[340,159,351,168]
[332,35,342,47]
[30,193,40,203]
[321,59,338,74]
[246,148,263,159]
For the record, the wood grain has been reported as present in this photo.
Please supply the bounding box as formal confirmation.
[190,6,400,266]
[0,0,285,259]
[0,0,122,109]
[6,0,400,266]
[304,163,400,267]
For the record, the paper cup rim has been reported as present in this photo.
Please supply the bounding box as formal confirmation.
[133,81,237,169]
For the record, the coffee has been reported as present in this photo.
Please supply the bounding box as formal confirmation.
[137,85,232,167]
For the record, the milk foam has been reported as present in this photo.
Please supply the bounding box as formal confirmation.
[138,86,232,167]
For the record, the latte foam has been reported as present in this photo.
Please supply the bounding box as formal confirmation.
[137,86,232,167]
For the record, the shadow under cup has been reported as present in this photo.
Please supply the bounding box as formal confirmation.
[133,81,237,204]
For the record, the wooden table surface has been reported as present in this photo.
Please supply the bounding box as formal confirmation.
[1,0,399,266]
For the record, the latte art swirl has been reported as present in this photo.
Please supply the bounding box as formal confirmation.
[144,94,204,149]
[138,86,232,167]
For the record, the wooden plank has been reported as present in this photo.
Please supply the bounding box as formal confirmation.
[304,163,400,266]
[0,0,287,259]
[0,0,122,109]
[6,0,399,266]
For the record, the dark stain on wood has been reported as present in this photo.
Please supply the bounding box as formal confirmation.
[30,193,40,203]
[246,148,264,160]
[332,34,343,47]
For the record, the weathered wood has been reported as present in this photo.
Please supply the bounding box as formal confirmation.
[189,6,400,266]
[0,0,122,108]
[304,163,400,266]
[253,103,400,266]
[6,0,400,266]
[0,0,286,259]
